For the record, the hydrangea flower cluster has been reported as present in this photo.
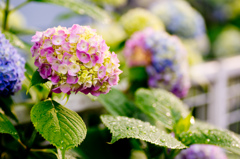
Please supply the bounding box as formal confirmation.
[124,28,190,98]
[31,24,122,96]
[93,22,127,49]
[150,0,206,39]
[0,32,25,96]
[175,144,228,159]
[120,8,164,36]
[213,26,240,58]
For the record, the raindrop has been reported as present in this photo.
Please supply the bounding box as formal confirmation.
[152,103,156,108]
[160,139,166,143]
[61,141,64,143]
[190,117,195,124]
[166,112,170,117]
[206,139,210,143]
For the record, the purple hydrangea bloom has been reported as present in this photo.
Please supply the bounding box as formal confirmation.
[175,144,228,159]
[124,28,190,98]
[0,32,25,96]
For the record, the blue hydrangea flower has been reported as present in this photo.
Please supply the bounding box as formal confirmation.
[0,32,25,96]
[124,28,190,98]
[175,144,228,159]
[150,0,206,39]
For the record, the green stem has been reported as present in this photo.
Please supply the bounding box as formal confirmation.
[3,0,10,30]
[28,129,37,147]
[10,0,30,13]
[17,139,27,149]
[30,148,57,155]
[57,149,66,159]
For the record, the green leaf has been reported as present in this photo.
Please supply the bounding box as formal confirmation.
[9,27,36,35]
[0,113,20,140]
[173,113,192,135]
[98,88,138,117]
[0,96,18,123]
[55,11,78,21]
[178,121,240,155]
[28,69,48,92]
[100,115,186,149]
[2,30,30,51]
[31,100,87,150]
[135,88,189,129]
[32,0,111,22]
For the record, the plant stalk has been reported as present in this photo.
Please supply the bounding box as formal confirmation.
[3,0,10,30]
[28,129,37,148]
[57,149,66,159]
[10,0,30,13]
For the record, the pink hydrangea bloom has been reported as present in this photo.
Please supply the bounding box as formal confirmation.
[31,25,122,96]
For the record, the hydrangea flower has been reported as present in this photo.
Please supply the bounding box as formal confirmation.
[175,144,228,159]
[213,26,240,58]
[124,28,190,98]
[150,0,206,39]
[31,24,122,96]
[120,8,164,36]
[0,32,25,96]
[93,22,127,49]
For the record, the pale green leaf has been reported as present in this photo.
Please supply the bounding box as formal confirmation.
[31,100,87,150]
[0,113,20,140]
[178,121,240,155]
[32,0,111,22]
[173,113,192,135]
[101,115,186,149]
[2,31,30,51]
[135,88,189,129]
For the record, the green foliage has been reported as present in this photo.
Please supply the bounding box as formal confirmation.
[0,96,18,123]
[74,127,132,159]
[30,100,87,150]
[173,113,192,135]
[0,113,20,140]
[135,88,189,129]
[98,88,138,117]
[101,115,186,149]
[2,30,30,51]
[32,0,111,22]
[129,67,148,81]
[178,121,240,155]
[28,70,49,92]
